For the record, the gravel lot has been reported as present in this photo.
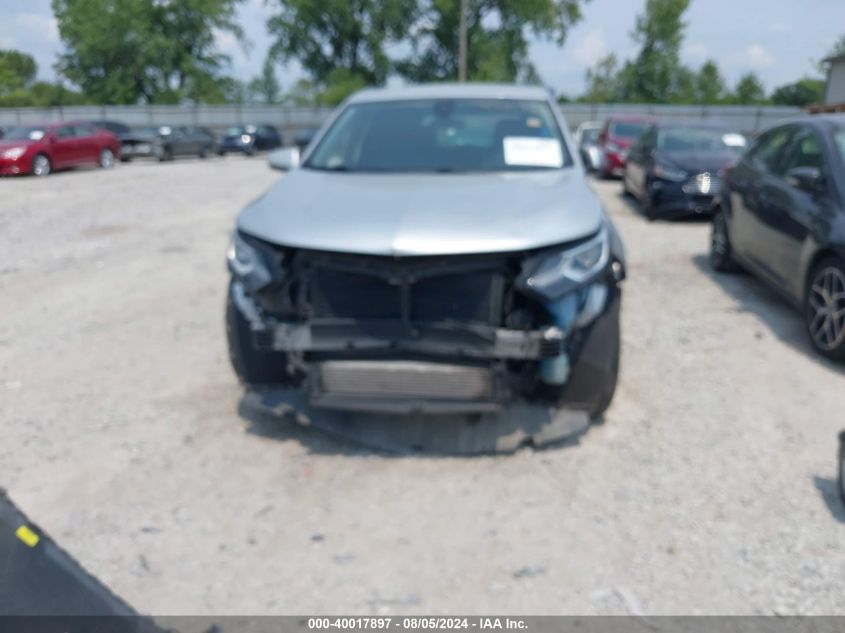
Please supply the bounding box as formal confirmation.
[1,158,844,616]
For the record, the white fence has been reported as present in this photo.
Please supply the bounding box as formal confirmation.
[0,102,803,135]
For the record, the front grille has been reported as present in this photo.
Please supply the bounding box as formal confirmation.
[683,172,721,195]
[304,254,509,325]
[318,360,492,400]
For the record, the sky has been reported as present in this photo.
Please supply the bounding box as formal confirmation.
[1,0,843,97]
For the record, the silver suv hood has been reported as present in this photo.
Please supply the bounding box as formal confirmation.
[237,168,604,256]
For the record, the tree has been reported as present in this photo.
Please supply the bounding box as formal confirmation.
[398,0,587,83]
[267,0,415,91]
[694,60,726,104]
[731,73,767,105]
[618,0,690,102]
[52,0,245,104]
[582,53,621,102]
[770,77,825,106]
[248,57,282,103]
[0,50,37,95]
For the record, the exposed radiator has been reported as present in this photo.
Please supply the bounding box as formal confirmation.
[317,360,493,400]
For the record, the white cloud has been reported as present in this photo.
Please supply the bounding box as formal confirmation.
[573,27,608,67]
[746,44,775,68]
[13,13,59,42]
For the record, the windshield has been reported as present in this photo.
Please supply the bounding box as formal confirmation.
[3,126,46,141]
[305,98,571,173]
[581,128,600,144]
[610,121,648,139]
[835,130,845,164]
[658,127,746,152]
[228,125,256,135]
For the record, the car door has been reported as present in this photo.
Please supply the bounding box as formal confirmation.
[728,125,796,263]
[51,125,79,168]
[72,124,99,164]
[753,127,832,300]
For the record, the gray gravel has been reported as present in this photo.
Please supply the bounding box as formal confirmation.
[1,158,844,615]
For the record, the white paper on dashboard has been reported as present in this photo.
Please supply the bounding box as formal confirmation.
[502,137,563,167]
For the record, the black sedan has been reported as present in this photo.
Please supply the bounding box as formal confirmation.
[217,124,282,156]
[710,114,845,360]
[623,122,746,219]
[111,125,216,161]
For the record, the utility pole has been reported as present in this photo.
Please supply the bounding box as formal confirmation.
[458,0,468,82]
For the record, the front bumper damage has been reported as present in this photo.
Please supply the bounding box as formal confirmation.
[229,232,624,451]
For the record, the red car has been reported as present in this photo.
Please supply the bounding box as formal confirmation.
[0,121,120,177]
[597,114,655,179]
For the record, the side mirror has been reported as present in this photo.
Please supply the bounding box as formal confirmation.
[786,166,824,195]
[268,147,300,171]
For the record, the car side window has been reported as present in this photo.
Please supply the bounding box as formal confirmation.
[781,131,825,174]
[747,127,794,174]
[56,126,74,139]
[73,124,95,137]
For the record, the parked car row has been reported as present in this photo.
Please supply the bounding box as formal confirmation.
[1,119,311,176]
[582,112,845,361]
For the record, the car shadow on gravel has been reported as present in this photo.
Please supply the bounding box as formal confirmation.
[237,389,590,457]
[692,254,845,376]
[812,476,845,523]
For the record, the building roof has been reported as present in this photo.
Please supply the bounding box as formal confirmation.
[346,83,551,104]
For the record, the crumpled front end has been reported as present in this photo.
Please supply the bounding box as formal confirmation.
[228,225,624,417]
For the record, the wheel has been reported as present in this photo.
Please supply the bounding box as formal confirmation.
[590,331,620,419]
[710,209,740,272]
[120,156,132,163]
[622,170,632,196]
[156,145,172,162]
[838,431,845,505]
[198,146,209,159]
[641,182,657,220]
[31,154,51,177]
[805,257,845,360]
[99,148,115,168]
[226,283,295,385]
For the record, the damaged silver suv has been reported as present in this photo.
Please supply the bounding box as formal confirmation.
[226,84,625,423]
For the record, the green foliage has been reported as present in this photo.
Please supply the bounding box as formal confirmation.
[248,57,282,104]
[770,77,825,106]
[731,73,767,105]
[694,60,726,104]
[582,53,621,102]
[267,0,415,88]
[618,0,690,102]
[397,0,586,83]
[52,0,244,104]
[0,50,38,95]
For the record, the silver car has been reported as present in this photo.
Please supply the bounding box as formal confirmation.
[226,84,625,423]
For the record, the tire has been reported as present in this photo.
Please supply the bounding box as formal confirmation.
[120,156,132,163]
[99,148,115,168]
[641,183,657,220]
[710,209,740,273]
[31,153,51,177]
[157,145,172,162]
[805,257,845,361]
[591,331,620,419]
[838,431,845,506]
[226,284,294,386]
[198,146,209,159]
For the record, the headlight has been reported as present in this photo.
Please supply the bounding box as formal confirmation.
[227,231,260,277]
[226,230,280,296]
[240,134,252,144]
[524,227,610,298]
[654,163,688,182]
[2,147,26,160]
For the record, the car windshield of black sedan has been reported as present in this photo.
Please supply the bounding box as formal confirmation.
[610,122,648,139]
[4,126,45,141]
[305,98,571,173]
[658,127,744,153]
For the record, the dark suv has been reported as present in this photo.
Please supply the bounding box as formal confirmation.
[710,115,845,360]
